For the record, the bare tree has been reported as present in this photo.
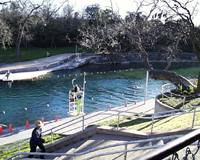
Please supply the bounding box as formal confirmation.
[0,0,13,49]
[161,0,200,92]
[12,0,47,58]
[7,0,68,58]
[123,0,197,89]
[77,23,123,53]
[0,18,13,49]
[77,0,197,90]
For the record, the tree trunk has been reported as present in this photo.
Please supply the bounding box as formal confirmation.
[16,42,20,59]
[197,71,200,93]
[149,69,195,88]
[16,26,24,59]
[136,41,195,89]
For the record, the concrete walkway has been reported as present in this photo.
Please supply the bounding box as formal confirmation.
[0,54,76,81]
[0,99,155,146]
[0,53,96,81]
[0,54,74,72]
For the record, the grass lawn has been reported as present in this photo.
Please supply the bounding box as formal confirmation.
[96,108,200,133]
[95,97,200,132]
[0,134,66,159]
[0,47,77,63]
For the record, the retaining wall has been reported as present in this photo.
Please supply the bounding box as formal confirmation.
[154,94,174,113]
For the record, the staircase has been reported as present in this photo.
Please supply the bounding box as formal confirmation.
[41,133,199,160]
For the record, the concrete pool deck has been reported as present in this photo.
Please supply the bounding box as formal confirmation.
[0,99,155,146]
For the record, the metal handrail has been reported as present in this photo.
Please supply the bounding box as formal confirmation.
[6,134,184,160]
[1,104,200,154]
[161,83,198,106]
[0,141,29,151]
[134,128,200,160]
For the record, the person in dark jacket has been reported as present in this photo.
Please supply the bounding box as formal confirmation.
[28,120,46,159]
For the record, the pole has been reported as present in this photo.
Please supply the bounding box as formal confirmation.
[124,144,127,160]
[144,71,149,104]
[18,142,21,158]
[83,72,86,113]
[82,115,85,131]
[117,112,120,130]
[51,129,53,144]
[151,114,155,134]
[191,107,196,129]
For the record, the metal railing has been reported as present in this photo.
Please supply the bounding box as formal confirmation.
[6,134,185,160]
[161,83,198,107]
[3,104,200,160]
[134,128,200,160]
[2,103,200,155]
[0,129,55,153]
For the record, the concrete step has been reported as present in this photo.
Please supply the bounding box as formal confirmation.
[163,138,175,144]
[68,133,137,160]
[45,137,91,160]
[43,134,198,160]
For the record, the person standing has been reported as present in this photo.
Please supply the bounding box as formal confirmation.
[28,120,46,159]
[6,70,10,79]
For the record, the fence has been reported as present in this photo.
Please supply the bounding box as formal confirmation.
[161,83,198,107]
[3,103,200,159]
[2,82,200,159]
[5,134,188,160]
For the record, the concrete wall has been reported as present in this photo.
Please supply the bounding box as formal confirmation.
[154,94,174,113]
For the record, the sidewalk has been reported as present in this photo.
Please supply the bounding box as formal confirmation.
[0,54,74,73]
[0,54,75,81]
[0,99,155,146]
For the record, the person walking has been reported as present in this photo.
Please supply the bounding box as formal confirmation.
[28,120,46,159]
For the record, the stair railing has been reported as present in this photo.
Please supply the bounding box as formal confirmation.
[2,104,200,158]
[6,134,183,160]
[133,128,200,160]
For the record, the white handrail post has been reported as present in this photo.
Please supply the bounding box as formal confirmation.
[51,129,53,144]
[18,142,21,158]
[191,107,196,129]
[151,114,155,134]
[144,71,149,104]
[117,112,120,130]
[183,96,186,106]
[124,144,127,160]
[82,115,85,131]
[83,72,86,113]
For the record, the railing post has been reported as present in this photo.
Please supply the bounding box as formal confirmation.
[144,70,149,104]
[51,129,53,144]
[82,115,85,131]
[151,114,155,134]
[191,107,196,129]
[183,96,186,106]
[124,144,127,160]
[117,112,120,130]
[18,142,21,158]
